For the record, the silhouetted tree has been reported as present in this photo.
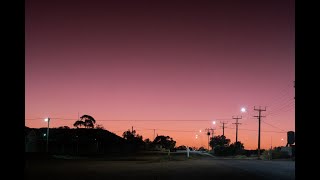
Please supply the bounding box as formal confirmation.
[144,138,152,149]
[209,135,233,156]
[191,146,197,151]
[81,115,96,128]
[229,141,245,155]
[122,129,144,151]
[209,135,230,149]
[95,124,105,130]
[144,138,151,144]
[153,135,176,150]
[122,129,136,140]
[122,129,143,141]
[73,120,85,128]
[233,141,244,150]
[58,126,70,129]
[176,145,187,150]
[73,115,96,129]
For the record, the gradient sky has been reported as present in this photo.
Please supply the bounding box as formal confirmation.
[25,0,295,150]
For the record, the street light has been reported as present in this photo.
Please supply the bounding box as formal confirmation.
[212,121,216,139]
[241,107,251,121]
[207,131,210,150]
[44,117,50,152]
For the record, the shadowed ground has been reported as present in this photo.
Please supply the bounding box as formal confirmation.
[25,152,294,180]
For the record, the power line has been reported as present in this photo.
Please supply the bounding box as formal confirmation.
[266,81,294,115]
[261,120,286,132]
[137,126,286,134]
[134,126,199,132]
[266,103,295,117]
[267,106,294,119]
[267,96,294,113]
[266,98,294,116]
[25,118,45,120]
[25,118,233,121]
[224,127,285,133]
[266,91,292,109]
[265,81,293,107]
[155,129,197,132]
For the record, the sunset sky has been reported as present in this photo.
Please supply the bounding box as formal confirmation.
[25,0,295,150]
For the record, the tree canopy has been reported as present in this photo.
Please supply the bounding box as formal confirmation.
[153,135,176,150]
[210,135,246,156]
[73,115,96,128]
[122,129,142,141]
[209,135,230,149]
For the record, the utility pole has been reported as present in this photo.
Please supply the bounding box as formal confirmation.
[254,106,266,159]
[44,117,50,153]
[153,129,155,140]
[132,126,134,133]
[46,118,50,153]
[232,116,242,143]
[211,128,214,139]
[220,121,228,136]
[205,128,215,150]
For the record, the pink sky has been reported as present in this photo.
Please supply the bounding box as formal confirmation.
[25,0,295,150]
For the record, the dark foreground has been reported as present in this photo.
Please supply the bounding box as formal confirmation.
[25,153,295,180]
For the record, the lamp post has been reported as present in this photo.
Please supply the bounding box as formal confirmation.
[44,117,50,153]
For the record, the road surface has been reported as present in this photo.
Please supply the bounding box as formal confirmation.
[25,154,294,180]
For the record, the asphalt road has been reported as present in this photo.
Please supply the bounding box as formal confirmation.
[25,155,294,180]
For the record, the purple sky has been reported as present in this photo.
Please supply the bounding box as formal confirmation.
[26,0,295,149]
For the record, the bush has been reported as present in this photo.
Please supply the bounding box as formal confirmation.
[214,145,233,156]
[261,150,271,160]
[271,151,290,159]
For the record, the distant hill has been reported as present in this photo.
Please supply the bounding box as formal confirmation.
[25,127,141,155]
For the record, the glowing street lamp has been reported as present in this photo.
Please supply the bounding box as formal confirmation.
[44,117,50,153]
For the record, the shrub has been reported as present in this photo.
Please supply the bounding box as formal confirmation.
[271,151,290,159]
